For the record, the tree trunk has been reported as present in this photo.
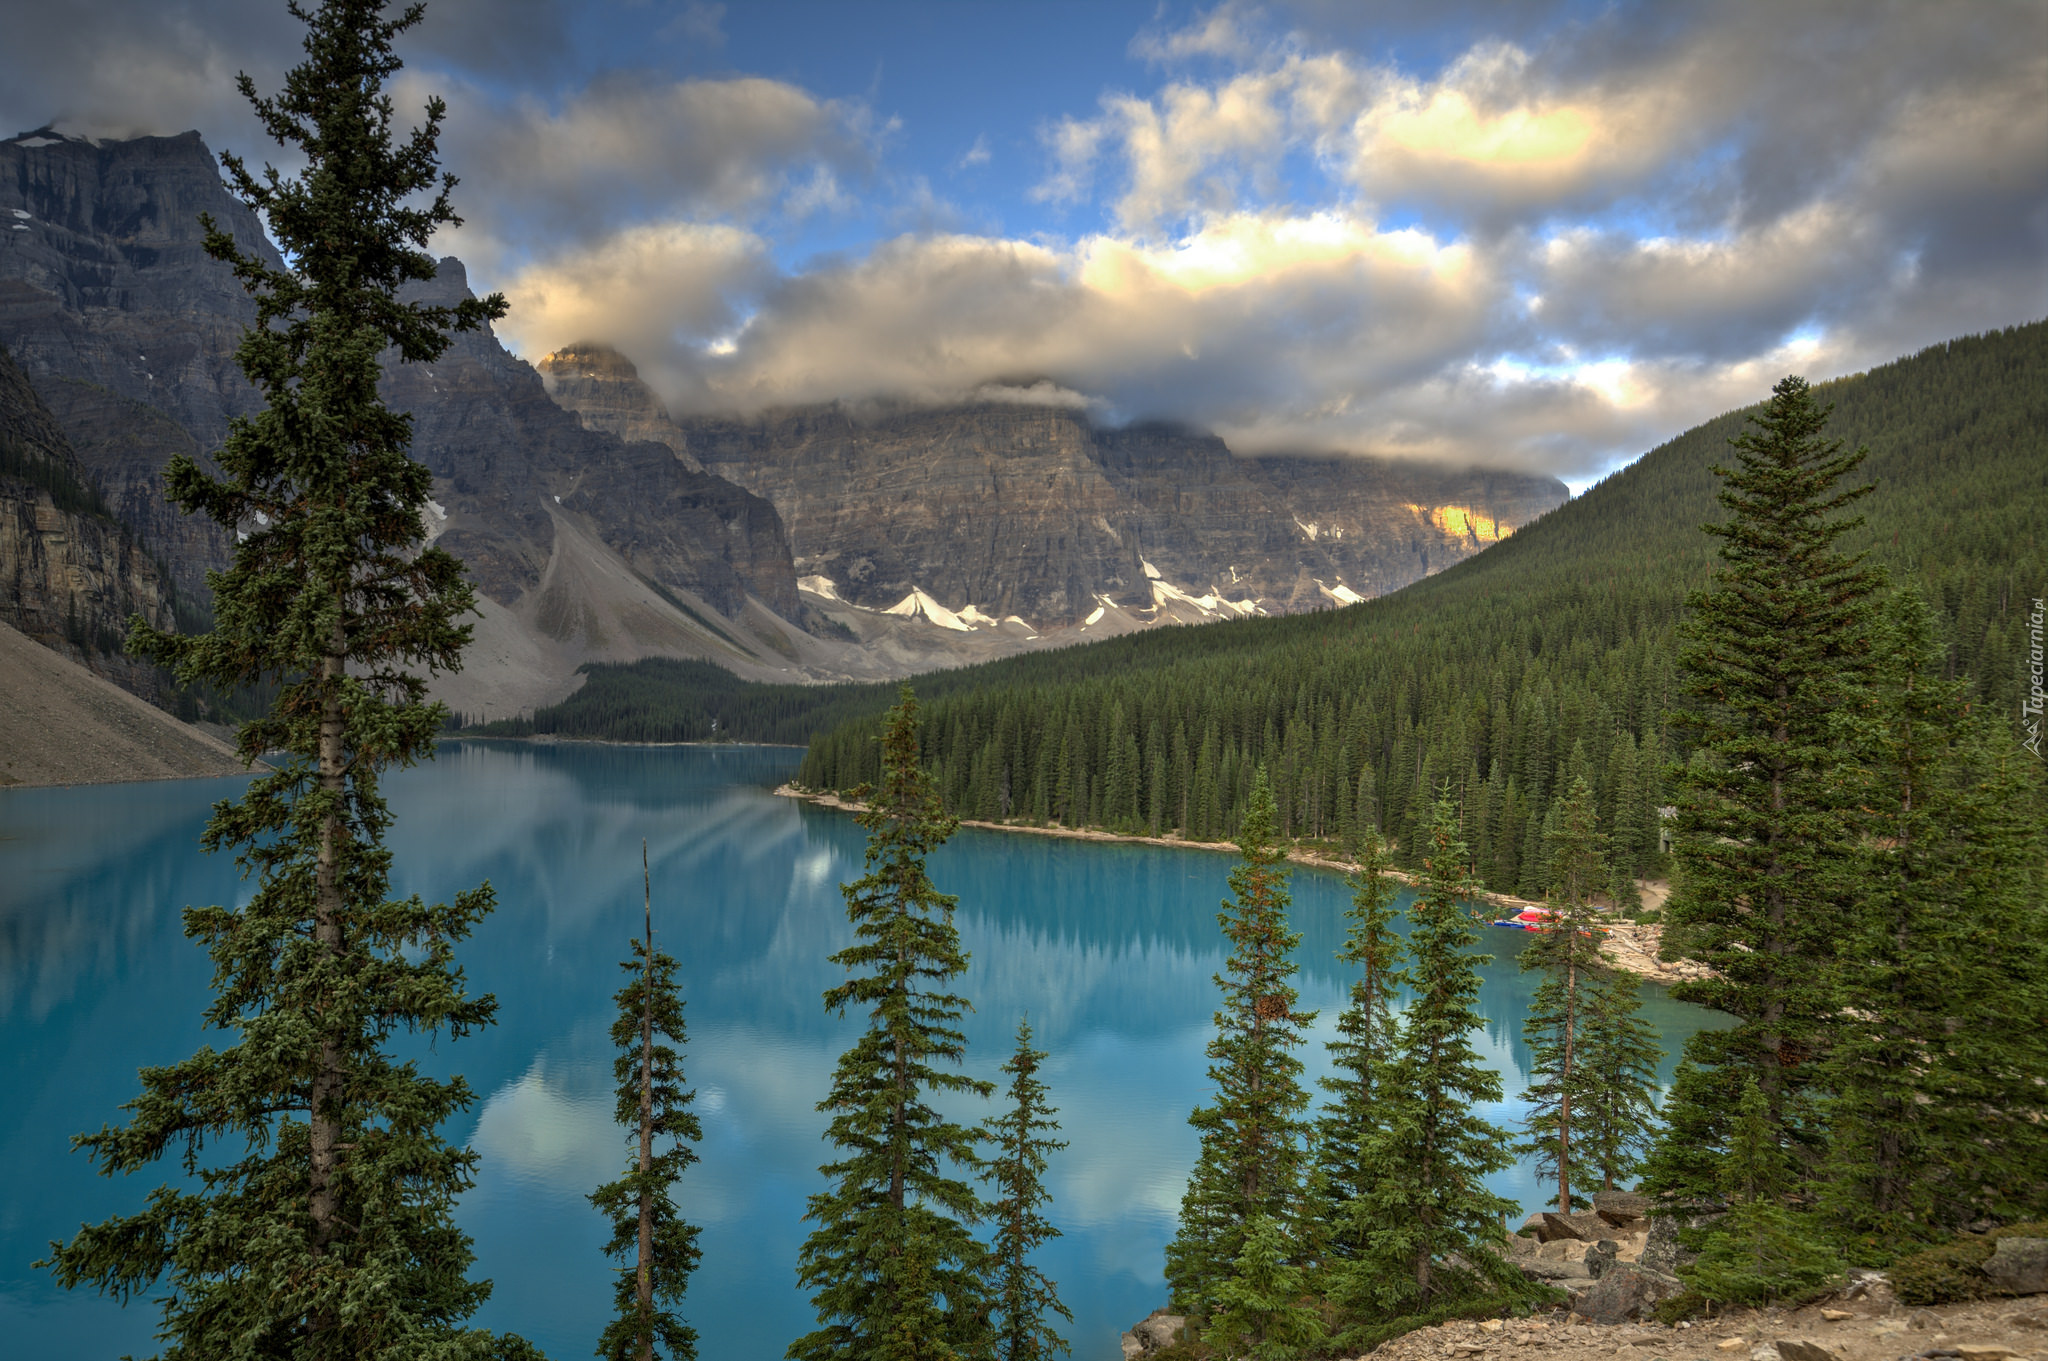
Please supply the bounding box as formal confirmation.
[310,617,346,1258]
[638,842,655,1361]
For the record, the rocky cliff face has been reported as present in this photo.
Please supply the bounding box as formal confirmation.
[536,343,703,471]
[542,348,1568,626]
[0,130,808,714]
[0,340,180,700]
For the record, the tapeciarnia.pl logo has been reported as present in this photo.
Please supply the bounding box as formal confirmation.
[2024,596,2045,758]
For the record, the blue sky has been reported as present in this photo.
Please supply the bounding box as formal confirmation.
[3,0,2044,486]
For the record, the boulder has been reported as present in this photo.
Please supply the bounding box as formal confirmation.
[1519,1212,1556,1242]
[1519,1256,1595,1282]
[1641,1206,1723,1275]
[1539,1237,1587,1261]
[1504,1232,1540,1259]
[1569,1263,1684,1324]
[1984,1237,2048,1296]
[1120,1310,1186,1359]
[1594,1190,1651,1227]
[1587,1240,1621,1280]
[1543,1210,1616,1242]
[1771,1342,1840,1361]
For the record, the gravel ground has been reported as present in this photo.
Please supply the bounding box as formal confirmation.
[1353,1295,2044,1361]
[0,618,248,787]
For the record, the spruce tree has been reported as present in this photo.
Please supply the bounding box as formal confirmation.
[1573,968,1663,1194]
[1164,772,1316,1314]
[1340,787,1517,1315]
[1514,776,1609,1213]
[1313,826,1408,1255]
[39,4,528,1355]
[980,1021,1072,1361]
[1821,591,2048,1245]
[1652,375,1880,1194]
[1207,1216,1325,1361]
[1683,1081,1841,1308]
[791,686,993,1361]
[590,843,702,1361]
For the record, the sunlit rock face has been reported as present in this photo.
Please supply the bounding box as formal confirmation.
[536,343,704,473]
[541,345,1569,627]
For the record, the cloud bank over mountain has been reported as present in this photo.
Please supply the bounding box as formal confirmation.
[4,0,2041,481]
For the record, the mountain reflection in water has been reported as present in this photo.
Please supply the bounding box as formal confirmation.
[0,741,1729,1360]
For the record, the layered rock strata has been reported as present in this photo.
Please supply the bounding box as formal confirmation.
[539,346,1568,627]
[0,340,179,700]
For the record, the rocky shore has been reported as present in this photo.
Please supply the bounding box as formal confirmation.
[775,785,1710,987]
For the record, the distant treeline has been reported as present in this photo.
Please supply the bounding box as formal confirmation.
[794,322,2047,889]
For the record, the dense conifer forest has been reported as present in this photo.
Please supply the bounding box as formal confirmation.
[774,322,2046,883]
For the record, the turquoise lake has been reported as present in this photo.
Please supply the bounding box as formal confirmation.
[0,741,1729,1359]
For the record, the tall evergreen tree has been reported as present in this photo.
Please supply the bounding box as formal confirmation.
[1573,968,1663,1194]
[980,1022,1072,1361]
[590,843,702,1361]
[1514,776,1609,1213]
[1821,591,2048,1245]
[791,687,993,1361]
[1652,375,1880,1195]
[1340,787,1516,1315]
[1164,773,1316,1314]
[39,4,530,1355]
[1314,827,1408,1254]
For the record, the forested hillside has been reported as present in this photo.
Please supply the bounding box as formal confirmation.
[787,322,2045,891]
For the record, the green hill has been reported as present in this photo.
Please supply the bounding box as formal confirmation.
[487,320,2046,892]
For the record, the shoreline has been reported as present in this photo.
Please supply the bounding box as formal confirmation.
[775,783,1710,988]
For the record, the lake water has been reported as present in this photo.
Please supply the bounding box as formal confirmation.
[0,741,1729,1360]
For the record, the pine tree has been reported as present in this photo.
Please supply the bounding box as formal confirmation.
[1207,1216,1326,1361]
[791,686,993,1361]
[1514,776,1609,1213]
[39,4,529,1355]
[1164,772,1317,1314]
[1653,375,1881,1194]
[591,843,702,1361]
[1574,969,1663,1194]
[980,1022,1073,1361]
[1682,1081,1841,1308]
[1821,591,2048,1245]
[1339,786,1517,1315]
[1314,826,1408,1255]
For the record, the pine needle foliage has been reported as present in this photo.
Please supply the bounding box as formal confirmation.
[1514,776,1610,1213]
[1682,1082,1841,1308]
[1208,1216,1326,1361]
[1821,590,2048,1245]
[1165,772,1317,1314]
[38,4,528,1356]
[1573,969,1663,1194]
[790,686,994,1361]
[980,1021,1072,1361]
[1340,787,1517,1315]
[1655,375,1881,1194]
[590,845,702,1361]
[1314,827,1408,1256]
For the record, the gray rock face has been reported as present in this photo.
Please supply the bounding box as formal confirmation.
[1569,1263,1683,1324]
[0,340,179,701]
[1121,1310,1186,1358]
[536,343,703,471]
[1642,1206,1722,1276]
[1985,1237,2048,1296]
[1594,1190,1651,1227]
[542,346,1568,627]
[0,130,800,633]
[1542,1210,1615,1243]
